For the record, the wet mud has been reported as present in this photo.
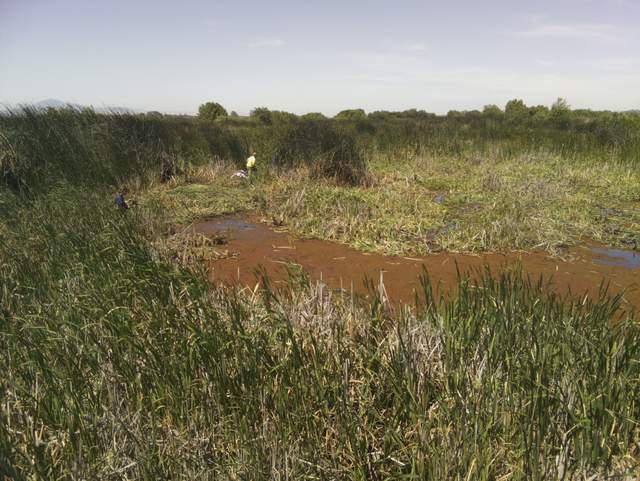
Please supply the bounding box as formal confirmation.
[190,215,640,313]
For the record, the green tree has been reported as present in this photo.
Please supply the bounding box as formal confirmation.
[550,98,571,117]
[300,112,327,121]
[145,111,164,119]
[271,110,298,123]
[251,107,273,125]
[368,110,392,120]
[505,99,528,121]
[550,97,572,128]
[198,102,228,121]
[334,108,366,120]
[529,105,550,121]
[402,109,435,119]
[483,104,503,117]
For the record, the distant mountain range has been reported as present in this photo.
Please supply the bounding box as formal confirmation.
[2,98,135,114]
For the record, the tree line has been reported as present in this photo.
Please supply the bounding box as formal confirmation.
[193,98,638,127]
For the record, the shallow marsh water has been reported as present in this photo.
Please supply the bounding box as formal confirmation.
[190,215,640,312]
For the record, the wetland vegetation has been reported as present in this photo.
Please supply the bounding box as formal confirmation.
[1,103,639,479]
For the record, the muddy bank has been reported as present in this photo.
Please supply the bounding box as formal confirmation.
[190,215,640,312]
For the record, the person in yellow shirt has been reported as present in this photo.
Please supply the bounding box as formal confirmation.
[246,152,257,179]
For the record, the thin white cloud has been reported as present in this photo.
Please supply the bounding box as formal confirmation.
[595,57,640,71]
[402,43,427,52]
[524,13,548,23]
[350,52,422,70]
[534,59,554,67]
[201,18,217,31]
[247,39,285,48]
[344,73,404,84]
[515,22,622,42]
[569,0,635,6]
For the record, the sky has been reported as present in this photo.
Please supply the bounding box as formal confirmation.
[1,0,639,115]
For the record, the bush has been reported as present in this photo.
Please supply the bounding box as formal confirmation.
[272,120,371,186]
[335,108,366,121]
[198,101,228,122]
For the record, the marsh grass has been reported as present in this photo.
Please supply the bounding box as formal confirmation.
[0,107,246,193]
[2,107,640,479]
[1,187,639,479]
[162,229,235,265]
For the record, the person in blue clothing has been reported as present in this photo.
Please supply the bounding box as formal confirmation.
[115,189,129,210]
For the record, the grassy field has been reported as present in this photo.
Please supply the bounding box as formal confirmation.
[1,108,640,480]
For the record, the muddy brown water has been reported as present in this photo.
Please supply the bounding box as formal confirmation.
[190,215,640,313]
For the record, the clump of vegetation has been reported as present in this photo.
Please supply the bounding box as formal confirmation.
[272,120,372,186]
[198,101,228,121]
[250,106,297,125]
[334,108,367,120]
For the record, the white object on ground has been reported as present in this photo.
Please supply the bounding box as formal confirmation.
[231,170,248,179]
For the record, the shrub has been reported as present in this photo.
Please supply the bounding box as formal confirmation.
[334,108,366,121]
[198,101,228,121]
[300,112,327,121]
[272,120,371,185]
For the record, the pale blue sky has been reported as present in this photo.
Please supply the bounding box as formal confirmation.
[1,0,639,114]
